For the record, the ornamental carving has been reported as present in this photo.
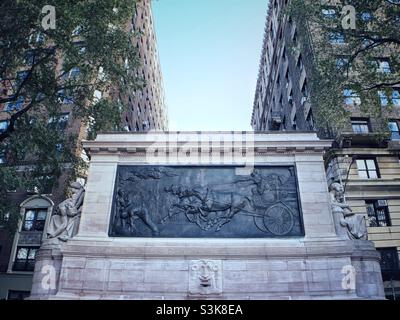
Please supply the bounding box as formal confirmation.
[109,166,304,238]
[189,260,222,296]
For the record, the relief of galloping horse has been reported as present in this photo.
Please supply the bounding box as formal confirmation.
[163,186,250,231]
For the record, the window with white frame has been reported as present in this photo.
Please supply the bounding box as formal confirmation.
[351,119,370,133]
[389,121,400,140]
[356,159,379,179]
[22,208,47,232]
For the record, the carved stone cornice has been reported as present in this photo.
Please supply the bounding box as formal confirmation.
[83,132,332,157]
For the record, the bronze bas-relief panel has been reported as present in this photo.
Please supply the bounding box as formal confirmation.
[109,166,304,238]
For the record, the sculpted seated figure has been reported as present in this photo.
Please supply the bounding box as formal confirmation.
[47,182,85,242]
[329,182,367,240]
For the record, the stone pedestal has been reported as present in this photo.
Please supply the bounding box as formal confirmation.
[29,132,385,300]
[30,239,63,298]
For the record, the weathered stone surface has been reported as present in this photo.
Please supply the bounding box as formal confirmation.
[28,132,385,300]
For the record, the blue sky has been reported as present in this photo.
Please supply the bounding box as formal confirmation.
[152,0,268,131]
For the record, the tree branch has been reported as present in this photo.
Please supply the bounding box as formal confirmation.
[0,99,37,142]
[0,49,54,104]
[363,80,400,91]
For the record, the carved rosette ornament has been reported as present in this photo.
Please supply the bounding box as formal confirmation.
[329,182,368,240]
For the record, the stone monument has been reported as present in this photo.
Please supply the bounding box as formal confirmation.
[30,132,385,299]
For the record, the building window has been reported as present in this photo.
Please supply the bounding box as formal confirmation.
[379,91,389,106]
[306,110,315,130]
[282,116,286,130]
[329,32,345,44]
[292,30,298,45]
[72,25,83,36]
[25,50,36,65]
[389,121,400,140]
[0,212,10,226]
[55,143,63,154]
[301,80,309,100]
[22,208,47,232]
[322,8,337,19]
[0,120,8,133]
[5,96,24,111]
[13,247,39,271]
[393,90,400,106]
[288,90,293,105]
[269,24,274,40]
[73,42,86,55]
[379,90,400,107]
[292,115,297,130]
[65,67,80,79]
[376,59,391,74]
[7,290,30,300]
[93,90,102,102]
[29,31,45,45]
[377,248,400,280]
[351,119,370,133]
[48,113,70,131]
[57,90,74,104]
[285,68,290,88]
[336,56,349,70]
[366,200,391,227]
[16,70,29,86]
[356,159,379,179]
[360,11,374,22]
[297,54,304,71]
[344,89,361,105]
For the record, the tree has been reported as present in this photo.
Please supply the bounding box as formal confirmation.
[287,0,400,140]
[0,0,142,231]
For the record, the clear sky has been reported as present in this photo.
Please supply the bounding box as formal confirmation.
[152,0,268,131]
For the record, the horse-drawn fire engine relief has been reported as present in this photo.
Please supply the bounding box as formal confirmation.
[109,166,304,238]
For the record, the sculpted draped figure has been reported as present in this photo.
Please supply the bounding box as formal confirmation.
[47,182,85,242]
[329,182,367,240]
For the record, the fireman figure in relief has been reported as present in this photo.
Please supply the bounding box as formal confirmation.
[116,188,160,236]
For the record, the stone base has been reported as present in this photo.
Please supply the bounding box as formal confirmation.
[30,237,385,300]
[28,133,385,300]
